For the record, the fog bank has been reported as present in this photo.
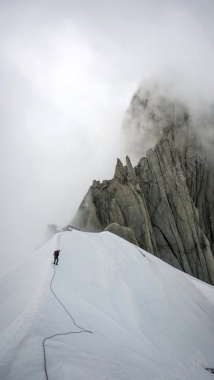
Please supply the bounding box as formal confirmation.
[1,0,214,275]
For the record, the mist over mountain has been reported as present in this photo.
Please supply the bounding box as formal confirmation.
[72,83,214,285]
[1,83,214,377]
[122,82,214,163]
[1,0,214,279]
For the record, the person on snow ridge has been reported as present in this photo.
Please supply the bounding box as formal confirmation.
[53,250,60,265]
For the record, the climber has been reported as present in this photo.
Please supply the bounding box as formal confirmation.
[53,250,60,265]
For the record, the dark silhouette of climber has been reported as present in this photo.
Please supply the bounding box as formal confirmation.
[53,250,60,265]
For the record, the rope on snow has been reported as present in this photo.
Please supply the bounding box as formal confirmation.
[43,235,93,380]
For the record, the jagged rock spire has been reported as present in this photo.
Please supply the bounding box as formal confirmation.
[71,87,214,285]
[114,158,127,184]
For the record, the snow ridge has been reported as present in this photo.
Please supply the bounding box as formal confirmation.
[43,263,93,380]
[0,230,214,380]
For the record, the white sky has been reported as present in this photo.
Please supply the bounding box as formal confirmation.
[1,0,214,272]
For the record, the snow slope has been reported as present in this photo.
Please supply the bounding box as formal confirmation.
[0,230,214,380]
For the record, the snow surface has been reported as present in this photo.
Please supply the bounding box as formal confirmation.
[0,230,214,380]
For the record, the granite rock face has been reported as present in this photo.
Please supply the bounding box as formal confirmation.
[104,223,139,246]
[72,89,214,284]
[73,158,157,254]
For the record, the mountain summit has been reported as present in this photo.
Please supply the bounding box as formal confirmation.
[72,86,214,285]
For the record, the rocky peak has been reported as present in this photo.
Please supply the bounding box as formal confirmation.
[71,87,214,285]
[113,158,127,184]
[126,156,138,184]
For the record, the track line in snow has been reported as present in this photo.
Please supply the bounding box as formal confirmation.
[43,263,93,380]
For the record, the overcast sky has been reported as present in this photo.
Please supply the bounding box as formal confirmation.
[1,0,214,274]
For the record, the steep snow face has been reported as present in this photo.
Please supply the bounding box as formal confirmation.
[0,231,214,380]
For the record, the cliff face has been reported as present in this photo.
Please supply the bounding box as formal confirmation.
[72,89,214,285]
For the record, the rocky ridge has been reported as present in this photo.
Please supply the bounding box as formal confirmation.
[72,89,214,285]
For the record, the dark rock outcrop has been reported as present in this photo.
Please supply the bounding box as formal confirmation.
[105,223,139,246]
[72,88,214,285]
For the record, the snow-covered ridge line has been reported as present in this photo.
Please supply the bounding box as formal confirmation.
[42,260,93,379]
[0,230,214,379]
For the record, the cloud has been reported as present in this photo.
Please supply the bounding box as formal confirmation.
[0,19,127,274]
[0,0,214,274]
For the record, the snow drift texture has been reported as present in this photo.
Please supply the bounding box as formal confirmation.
[0,230,214,379]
